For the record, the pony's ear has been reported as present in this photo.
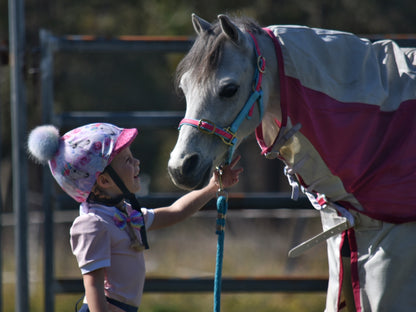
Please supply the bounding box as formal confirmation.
[218,14,244,46]
[192,13,212,35]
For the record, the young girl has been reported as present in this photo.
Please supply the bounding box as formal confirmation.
[27,122,242,312]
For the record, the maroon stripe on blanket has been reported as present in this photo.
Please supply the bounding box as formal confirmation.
[284,76,416,222]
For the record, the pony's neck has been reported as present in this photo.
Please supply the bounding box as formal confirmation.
[256,30,282,146]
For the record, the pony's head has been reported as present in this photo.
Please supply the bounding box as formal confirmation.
[168,14,271,190]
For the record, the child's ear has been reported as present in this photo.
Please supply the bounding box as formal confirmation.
[96,173,113,189]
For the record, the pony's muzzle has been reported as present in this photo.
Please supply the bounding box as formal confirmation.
[168,152,212,190]
[181,153,200,176]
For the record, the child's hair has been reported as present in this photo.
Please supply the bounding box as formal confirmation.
[27,123,138,203]
[86,165,124,205]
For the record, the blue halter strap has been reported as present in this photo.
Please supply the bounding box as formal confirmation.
[178,31,266,165]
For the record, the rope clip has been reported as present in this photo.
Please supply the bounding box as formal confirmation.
[215,165,228,199]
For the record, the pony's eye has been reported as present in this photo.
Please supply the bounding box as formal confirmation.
[219,84,239,98]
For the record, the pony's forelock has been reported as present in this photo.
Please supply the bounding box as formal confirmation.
[175,16,262,92]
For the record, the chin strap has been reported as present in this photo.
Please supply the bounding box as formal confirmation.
[105,165,150,250]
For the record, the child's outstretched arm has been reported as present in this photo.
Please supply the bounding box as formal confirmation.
[149,155,243,231]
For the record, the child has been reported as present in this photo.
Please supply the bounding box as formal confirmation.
[27,122,242,312]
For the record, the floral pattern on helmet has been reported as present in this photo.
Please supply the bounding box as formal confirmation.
[48,123,137,202]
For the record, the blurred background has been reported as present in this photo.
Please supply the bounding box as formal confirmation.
[1,0,416,311]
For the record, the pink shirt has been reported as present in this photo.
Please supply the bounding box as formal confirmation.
[70,202,154,307]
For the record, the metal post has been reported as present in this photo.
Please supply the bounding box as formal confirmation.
[0,57,3,312]
[8,0,29,310]
[40,29,55,312]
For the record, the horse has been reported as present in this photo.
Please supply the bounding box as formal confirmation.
[168,14,416,312]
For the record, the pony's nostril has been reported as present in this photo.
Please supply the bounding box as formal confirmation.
[182,154,200,176]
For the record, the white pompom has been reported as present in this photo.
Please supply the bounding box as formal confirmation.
[27,125,60,164]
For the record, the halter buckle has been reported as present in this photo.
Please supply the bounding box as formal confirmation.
[220,127,236,146]
[257,55,266,74]
[198,119,216,135]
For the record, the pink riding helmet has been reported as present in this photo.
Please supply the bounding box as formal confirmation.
[28,123,138,202]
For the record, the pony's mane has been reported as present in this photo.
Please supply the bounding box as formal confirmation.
[175,16,263,91]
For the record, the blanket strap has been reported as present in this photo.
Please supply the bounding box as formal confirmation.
[284,166,355,257]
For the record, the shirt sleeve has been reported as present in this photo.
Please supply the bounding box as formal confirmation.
[143,208,154,229]
[70,214,111,274]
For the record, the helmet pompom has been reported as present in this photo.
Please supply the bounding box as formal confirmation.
[27,125,61,164]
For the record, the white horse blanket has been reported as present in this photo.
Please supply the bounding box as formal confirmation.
[257,25,416,312]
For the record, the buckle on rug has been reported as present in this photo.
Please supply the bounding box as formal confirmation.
[288,218,353,258]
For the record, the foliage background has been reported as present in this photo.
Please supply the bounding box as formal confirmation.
[1,0,416,311]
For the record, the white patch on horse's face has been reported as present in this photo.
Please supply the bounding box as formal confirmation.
[169,34,260,190]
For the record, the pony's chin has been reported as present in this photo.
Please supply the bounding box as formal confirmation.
[168,164,212,191]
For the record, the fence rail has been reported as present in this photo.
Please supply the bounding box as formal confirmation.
[53,192,313,211]
[55,111,184,128]
[54,276,328,294]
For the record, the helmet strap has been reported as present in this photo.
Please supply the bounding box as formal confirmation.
[105,165,150,249]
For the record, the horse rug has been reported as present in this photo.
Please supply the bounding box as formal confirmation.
[256,25,416,311]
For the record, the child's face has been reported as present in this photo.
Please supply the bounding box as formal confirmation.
[110,147,141,194]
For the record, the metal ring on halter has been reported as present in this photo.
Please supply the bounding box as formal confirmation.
[219,128,236,146]
[198,119,216,135]
[257,55,266,73]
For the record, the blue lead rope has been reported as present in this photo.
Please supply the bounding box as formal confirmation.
[214,194,228,312]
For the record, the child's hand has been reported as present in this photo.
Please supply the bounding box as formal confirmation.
[214,155,244,189]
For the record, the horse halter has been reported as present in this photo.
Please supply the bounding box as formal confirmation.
[178,31,266,164]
